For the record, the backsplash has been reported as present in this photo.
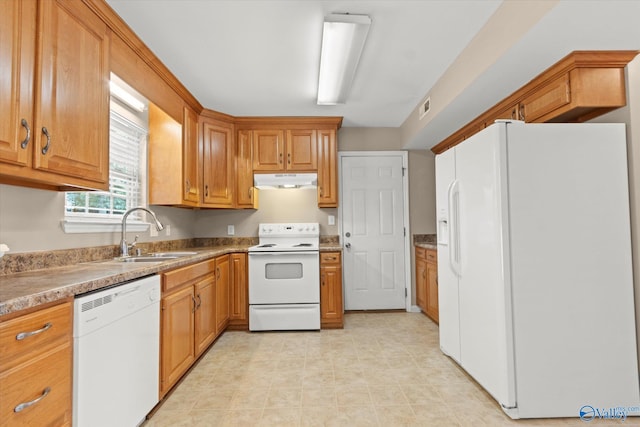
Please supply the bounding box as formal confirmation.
[413,234,436,244]
[0,235,340,275]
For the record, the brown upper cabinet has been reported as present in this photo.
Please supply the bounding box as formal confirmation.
[201,116,235,208]
[0,0,110,190]
[235,130,258,209]
[317,129,338,207]
[432,50,639,154]
[149,103,201,207]
[251,129,317,172]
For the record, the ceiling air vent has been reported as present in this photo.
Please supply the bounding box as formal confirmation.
[419,96,431,120]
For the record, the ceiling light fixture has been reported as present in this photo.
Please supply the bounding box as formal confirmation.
[317,13,371,105]
[110,81,146,112]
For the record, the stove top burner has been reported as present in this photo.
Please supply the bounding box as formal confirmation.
[294,243,313,247]
[257,244,276,248]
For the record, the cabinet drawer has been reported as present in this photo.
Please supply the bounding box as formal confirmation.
[415,247,426,260]
[163,259,215,293]
[320,252,341,265]
[0,301,72,372]
[0,343,72,427]
[425,249,437,263]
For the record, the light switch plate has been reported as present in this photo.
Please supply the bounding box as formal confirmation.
[165,224,171,236]
[227,225,235,235]
[328,215,335,226]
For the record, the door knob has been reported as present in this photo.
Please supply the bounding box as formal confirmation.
[345,243,351,249]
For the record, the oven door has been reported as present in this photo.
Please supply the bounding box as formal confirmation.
[248,251,319,304]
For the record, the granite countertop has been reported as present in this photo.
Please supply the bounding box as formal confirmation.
[0,243,343,317]
[413,234,437,250]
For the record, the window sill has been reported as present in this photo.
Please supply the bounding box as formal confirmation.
[61,217,150,234]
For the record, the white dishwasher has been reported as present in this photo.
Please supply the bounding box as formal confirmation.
[73,275,160,427]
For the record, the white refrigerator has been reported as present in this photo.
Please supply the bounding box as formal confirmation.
[435,121,640,419]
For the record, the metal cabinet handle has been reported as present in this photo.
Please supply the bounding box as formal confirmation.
[16,323,52,341]
[423,270,426,279]
[319,187,323,197]
[519,104,525,121]
[216,267,220,280]
[511,108,517,120]
[196,294,202,309]
[249,187,253,198]
[287,152,291,164]
[20,119,31,149]
[14,387,51,413]
[185,179,191,194]
[192,295,197,313]
[279,152,283,164]
[41,127,51,155]
[205,185,209,198]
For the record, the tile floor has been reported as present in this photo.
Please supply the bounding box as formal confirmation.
[144,312,595,426]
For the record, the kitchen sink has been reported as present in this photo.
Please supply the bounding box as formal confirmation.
[147,251,198,257]
[117,256,179,263]
[111,251,197,263]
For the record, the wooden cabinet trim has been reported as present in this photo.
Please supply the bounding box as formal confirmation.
[431,50,639,154]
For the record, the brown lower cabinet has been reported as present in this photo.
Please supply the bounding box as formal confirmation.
[320,252,343,329]
[228,253,248,329]
[160,256,229,397]
[0,300,73,427]
[415,247,438,324]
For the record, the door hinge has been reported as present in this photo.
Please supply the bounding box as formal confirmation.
[405,288,408,297]
[404,227,406,237]
[402,167,406,177]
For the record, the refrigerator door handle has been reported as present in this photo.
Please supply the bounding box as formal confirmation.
[448,180,461,277]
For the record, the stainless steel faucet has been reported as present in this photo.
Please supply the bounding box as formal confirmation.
[120,207,165,257]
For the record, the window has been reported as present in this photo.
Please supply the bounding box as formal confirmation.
[62,77,149,233]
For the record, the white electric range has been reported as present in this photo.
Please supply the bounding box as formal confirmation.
[248,223,320,331]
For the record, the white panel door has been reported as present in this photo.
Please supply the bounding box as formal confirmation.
[341,155,406,310]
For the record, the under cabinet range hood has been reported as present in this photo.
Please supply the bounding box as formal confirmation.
[254,173,317,189]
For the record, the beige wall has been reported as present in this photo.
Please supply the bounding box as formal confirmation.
[0,184,196,253]
[193,189,338,237]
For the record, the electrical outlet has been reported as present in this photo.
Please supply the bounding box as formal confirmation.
[328,215,335,226]
[227,225,235,235]
[165,224,171,236]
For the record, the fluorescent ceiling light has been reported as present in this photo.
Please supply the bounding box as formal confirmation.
[317,13,371,105]
[110,80,146,112]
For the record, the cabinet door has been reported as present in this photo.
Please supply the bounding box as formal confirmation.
[236,130,256,208]
[160,286,195,396]
[320,252,343,328]
[252,130,285,171]
[194,276,216,357]
[202,120,234,207]
[520,73,571,123]
[229,253,248,328]
[215,255,230,333]
[317,129,338,207]
[0,0,36,168]
[0,343,72,427]
[33,0,109,186]
[286,129,317,171]
[182,106,200,205]
[425,259,439,323]
[415,254,427,312]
